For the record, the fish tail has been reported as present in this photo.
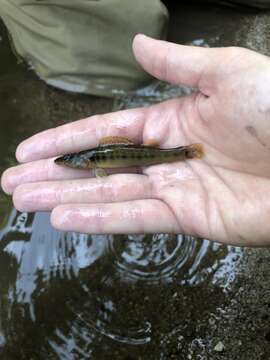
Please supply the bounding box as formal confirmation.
[186,143,204,159]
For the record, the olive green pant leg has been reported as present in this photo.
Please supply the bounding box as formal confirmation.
[0,0,168,97]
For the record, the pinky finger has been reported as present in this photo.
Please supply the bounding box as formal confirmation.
[50,200,180,234]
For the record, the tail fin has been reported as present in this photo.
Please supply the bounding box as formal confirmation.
[187,143,204,159]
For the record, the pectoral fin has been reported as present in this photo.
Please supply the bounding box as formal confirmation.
[99,136,134,146]
[95,168,107,178]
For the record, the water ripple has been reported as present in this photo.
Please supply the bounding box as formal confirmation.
[0,211,243,352]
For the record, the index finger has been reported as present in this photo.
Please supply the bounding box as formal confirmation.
[16,107,147,163]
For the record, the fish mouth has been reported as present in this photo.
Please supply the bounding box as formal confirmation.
[54,155,68,165]
[54,154,86,169]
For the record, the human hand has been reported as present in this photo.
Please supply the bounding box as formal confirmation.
[2,34,270,246]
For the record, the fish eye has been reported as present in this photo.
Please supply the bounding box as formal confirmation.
[59,154,68,162]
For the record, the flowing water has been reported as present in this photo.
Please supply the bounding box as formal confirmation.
[0,4,250,358]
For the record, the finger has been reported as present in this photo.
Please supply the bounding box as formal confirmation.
[13,174,152,212]
[50,200,179,234]
[133,34,223,94]
[1,158,93,195]
[16,107,146,163]
[1,157,139,195]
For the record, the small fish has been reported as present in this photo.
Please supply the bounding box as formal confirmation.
[55,136,203,177]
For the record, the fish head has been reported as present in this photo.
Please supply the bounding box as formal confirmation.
[54,152,94,169]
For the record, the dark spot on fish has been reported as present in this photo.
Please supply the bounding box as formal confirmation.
[246,125,267,148]
[185,149,193,159]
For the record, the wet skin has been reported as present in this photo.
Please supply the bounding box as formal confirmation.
[2,34,270,246]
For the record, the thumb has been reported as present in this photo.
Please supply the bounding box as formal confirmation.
[133,34,226,95]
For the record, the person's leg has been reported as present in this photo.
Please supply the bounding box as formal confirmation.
[0,0,168,97]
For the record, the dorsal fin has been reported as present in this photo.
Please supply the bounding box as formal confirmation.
[144,139,160,148]
[99,136,135,146]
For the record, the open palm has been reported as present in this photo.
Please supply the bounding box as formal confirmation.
[2,34,270,246]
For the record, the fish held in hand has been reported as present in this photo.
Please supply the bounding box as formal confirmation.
[54,136,203,177]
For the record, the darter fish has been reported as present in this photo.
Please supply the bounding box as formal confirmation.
[55,136,203,177]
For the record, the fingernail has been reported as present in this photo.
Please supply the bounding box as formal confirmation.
[16,141,28,163]
[1,168,15,195]
[51,206,71,230]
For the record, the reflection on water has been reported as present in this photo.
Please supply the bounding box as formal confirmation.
[0,209,242,357]
[110,234,231,287]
